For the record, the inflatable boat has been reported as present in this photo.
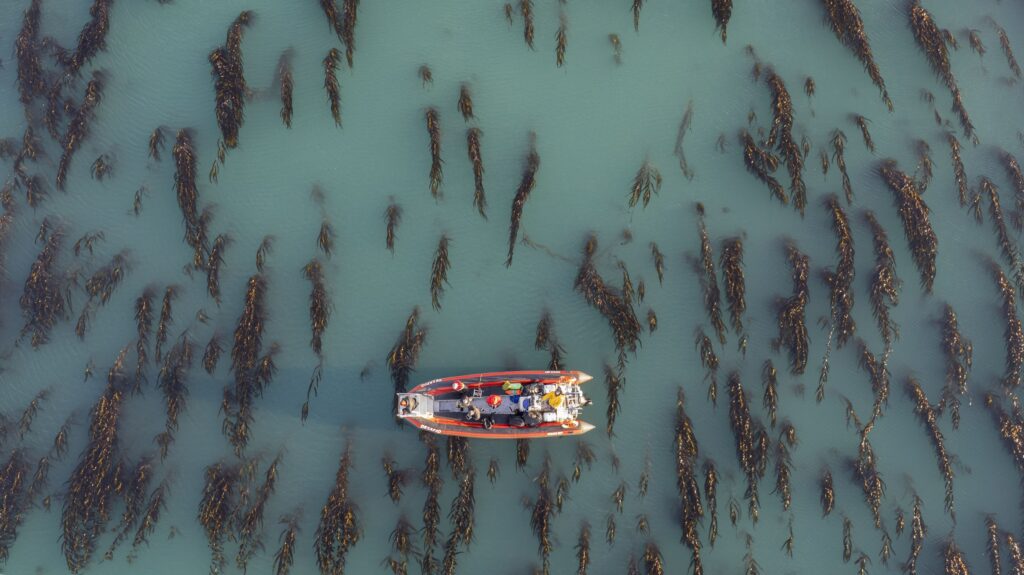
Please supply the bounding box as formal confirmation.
[396,370,595,439]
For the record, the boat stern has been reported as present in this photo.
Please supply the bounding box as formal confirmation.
[396,393,433,420]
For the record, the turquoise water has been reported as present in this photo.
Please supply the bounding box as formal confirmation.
[2,0,1024,573]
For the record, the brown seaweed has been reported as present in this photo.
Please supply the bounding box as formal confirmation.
[426,107,443,199]
[15,0,46,110]
[773,425,795,511]
[937,304,971,430]
[604,364,622,437]
[303,259,331,359]
[224,274,274,454]
[172,130,209,270]
[61,348,131,572]
[853,114,875,153]
[981,177,1024,293]
[555,14,568,67]
[340,0,359,67]
[628,161,662,209]
[198,461,240,574]
[203,334,222,375]
[912,141,933,198]
[457,84,474,122]
[56,72,104,191]
[992,20,1022,79]
[236,454,282,571]
[317,220,335,259]
[387,308,428,398]
[206,234,231,305]
[385,200,402,253]
[820,0,893,110]
[104,458,154,561]
[903,495,927,575]
[315,441,361,575]
[324,48,343,128]
[720,237,746,335]
[740,130,787,205]
[571,441,595,483]
[991,261,1024,388]
[675,389,705,573]
[696,205,726,344]
[90,154,112,181]
[575,522,590,574]
[905,378,955,520]
[701,461,718,547]
[272,509,299,572]
[857,341,891,422]
[880,160,937,292]
[256,235,274,273]
[909,2,977,143]
[0,450,30,564]
[209,11,252,149]
[774,243,810,375]
[764,70,807,215]
[575,235,642,371]
[946,132,969,208]
[535,310,566,371]
[820,468,835,516]
[863,211,900,367]
[153,285,178,364]
[279,51,293,128]
[155,334,195,459]
[301,260,331,421]
[650,242,665,285]
[968,29,986,58]
[318,0,343,41]
[430,234,452,311]
[17,389,49,440]
[419,64,433,88]
[727,372,769,525]
[848,404,885,528]
[419,433,442,571]
[609,34,623,65]
[441,457,476,574]
[506,135,540,267]
[521,0,535,49]
[711,0,732,44]
[19,224,66,348]
[672,100,696,180]
[382,457,409,503]
[695,330,719,406]
[466,128,487,218]
[817,195,856,401]
[76,250,130,339]
[756,361,778,429]
[1002,151,1024,231]
[64,0,113,74]
[943,538,970,575]
[831,130,854,204]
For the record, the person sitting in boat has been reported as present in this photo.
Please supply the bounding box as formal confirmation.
[540,389,564,408]
[457,394,473,410]
[466,404,482,421]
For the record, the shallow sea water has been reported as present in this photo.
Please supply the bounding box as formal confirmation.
[1,0,1024,573]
